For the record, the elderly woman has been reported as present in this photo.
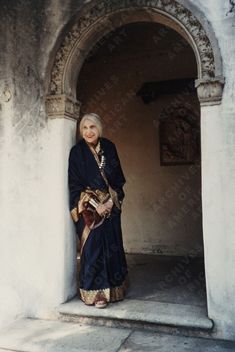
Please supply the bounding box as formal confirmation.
[68,113,128,308]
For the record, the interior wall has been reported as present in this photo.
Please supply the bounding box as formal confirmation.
[77,23,203,256]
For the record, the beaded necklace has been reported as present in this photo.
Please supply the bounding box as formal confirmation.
[88,139,106,171]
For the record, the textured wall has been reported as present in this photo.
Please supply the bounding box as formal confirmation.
[192,0,235,340]
[0,0,82,329]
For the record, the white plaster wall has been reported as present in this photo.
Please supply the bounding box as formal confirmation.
[0,114,77,328]
[0,0,79,329]
[0,95,23,328]
[201,106,235,339]
[194,0,235,340]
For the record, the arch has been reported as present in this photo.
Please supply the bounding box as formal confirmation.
[45,0,225,120]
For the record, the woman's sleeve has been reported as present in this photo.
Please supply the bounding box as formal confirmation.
[68,146,85,223]
[110,144,126,203]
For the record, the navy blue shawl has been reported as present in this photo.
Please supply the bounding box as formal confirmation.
[68,137,126,212]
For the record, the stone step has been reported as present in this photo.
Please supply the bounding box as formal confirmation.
[57,297,214,338]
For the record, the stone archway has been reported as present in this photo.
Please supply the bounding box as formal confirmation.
[44,0,225,319]
[45,0,224,120]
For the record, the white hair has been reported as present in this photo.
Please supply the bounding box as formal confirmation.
[79,113,103,137]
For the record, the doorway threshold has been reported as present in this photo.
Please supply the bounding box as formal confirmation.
[58,254,212,338]
[57,296,212,331]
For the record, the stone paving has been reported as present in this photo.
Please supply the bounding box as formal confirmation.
[0,318,235,352]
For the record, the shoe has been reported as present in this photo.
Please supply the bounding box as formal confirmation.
[95,299,108,309]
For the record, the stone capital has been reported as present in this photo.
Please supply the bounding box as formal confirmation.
[45,94,81,121]
[195,76,225,106]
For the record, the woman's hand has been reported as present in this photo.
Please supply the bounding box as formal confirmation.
[96,199,113,217]
[104,198,113,212]
[96,204,107,216]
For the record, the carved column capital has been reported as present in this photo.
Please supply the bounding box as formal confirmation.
[45,94,81,121]
[195,76,225,106]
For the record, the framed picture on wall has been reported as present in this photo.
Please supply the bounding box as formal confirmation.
[159,105,200,166]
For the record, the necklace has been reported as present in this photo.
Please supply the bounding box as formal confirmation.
[98,152,106,170]
[97,143,106,170]
[87,139,106,170]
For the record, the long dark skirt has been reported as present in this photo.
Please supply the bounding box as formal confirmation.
[77,209,128,305]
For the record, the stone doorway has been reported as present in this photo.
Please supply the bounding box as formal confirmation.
[75,20,206,313]
[45,0,224,326]
[77,22,203,256]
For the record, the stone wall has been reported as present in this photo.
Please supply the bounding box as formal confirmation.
[193,0,235,340]
[0,0,80,329]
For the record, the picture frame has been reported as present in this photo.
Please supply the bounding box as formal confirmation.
[159,105,200,166]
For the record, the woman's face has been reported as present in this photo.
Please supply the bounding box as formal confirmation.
[82,119,100,145]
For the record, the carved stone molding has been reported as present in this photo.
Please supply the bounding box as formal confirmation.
[47,0,225,109]
[45,94,81,120]
[195,76,225,106]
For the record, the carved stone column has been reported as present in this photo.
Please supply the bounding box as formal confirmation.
[195,76,225,106]
[45,94,81,120]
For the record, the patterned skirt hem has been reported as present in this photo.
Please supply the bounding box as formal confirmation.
[79,275,129,305]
